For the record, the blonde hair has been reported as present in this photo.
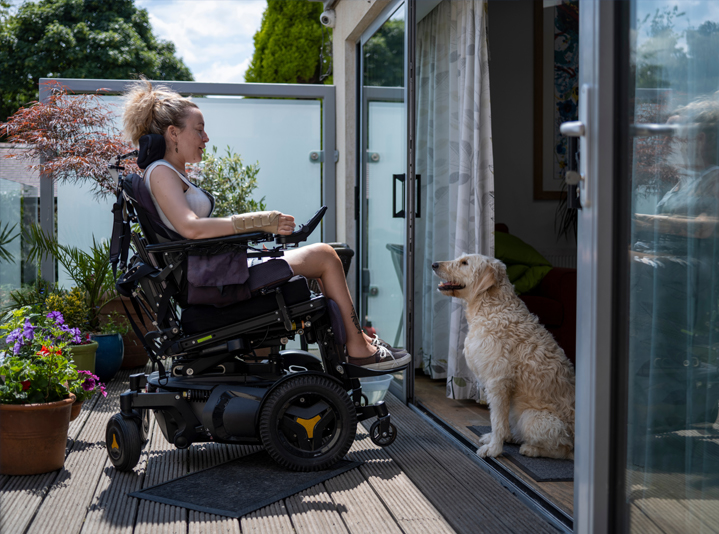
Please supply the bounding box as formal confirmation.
[122,78,198,146]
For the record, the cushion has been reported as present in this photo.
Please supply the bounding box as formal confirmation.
[494,231,552,295]
[181,276,312,335]
[519,295,564,327]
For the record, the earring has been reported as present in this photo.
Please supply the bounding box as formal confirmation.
[175,142,178,153]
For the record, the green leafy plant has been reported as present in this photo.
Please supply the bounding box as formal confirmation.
[0,0,193,124]
[2,278,57,315]
[0,221,19,263]
[0,307,81,404]
[44,288,90,333]
[25,225,118,333]
[189,146,266,217]
[96,311,130,336]
[245,0,328,85]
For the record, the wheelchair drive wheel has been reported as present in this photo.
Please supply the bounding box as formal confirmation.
[259,374,357,471]
[369,420,397,446]
[106,413,143,471]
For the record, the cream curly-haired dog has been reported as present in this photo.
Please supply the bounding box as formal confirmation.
[433,254,575,460]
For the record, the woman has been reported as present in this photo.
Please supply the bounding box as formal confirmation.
[122,79,409,370]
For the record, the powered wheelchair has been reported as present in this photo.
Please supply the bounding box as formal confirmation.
[104,150,404,472]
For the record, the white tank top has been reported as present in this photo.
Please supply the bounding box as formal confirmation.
[144,160,213,233]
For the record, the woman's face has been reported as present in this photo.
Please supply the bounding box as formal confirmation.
[169,107,209,164]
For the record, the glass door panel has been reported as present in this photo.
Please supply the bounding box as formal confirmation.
[623,1,719,530]
[0,178,37,307]
[359,5,407,393]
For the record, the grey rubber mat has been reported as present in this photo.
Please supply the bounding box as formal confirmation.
[468,426,574,482]
[130,450,362,518]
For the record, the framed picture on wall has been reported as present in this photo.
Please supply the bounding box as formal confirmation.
[533,0,579,200]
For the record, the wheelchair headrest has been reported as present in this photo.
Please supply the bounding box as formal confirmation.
[137,134,166,169]
[123,173,184,242]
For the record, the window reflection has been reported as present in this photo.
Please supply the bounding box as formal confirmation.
[627,2,719,531]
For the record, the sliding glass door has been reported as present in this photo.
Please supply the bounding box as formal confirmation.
[358,1,412,399]
[576,0,719,531]
[618,1,719,532]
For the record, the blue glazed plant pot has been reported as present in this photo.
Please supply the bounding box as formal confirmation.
[91,333,124,383]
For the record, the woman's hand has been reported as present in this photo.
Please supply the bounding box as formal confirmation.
[277,214,296,235]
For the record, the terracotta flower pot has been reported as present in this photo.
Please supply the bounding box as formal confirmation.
[70,398,83,422]
[0,394,75,475]
[66,341,99,374]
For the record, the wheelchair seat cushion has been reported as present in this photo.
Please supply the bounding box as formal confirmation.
[181,275,312,335]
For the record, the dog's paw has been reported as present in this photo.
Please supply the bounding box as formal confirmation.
[477,442,503,458]
[478,432,492,445]
[519,444,540,457]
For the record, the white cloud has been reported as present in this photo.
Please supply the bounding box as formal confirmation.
[136,0,266,83]
[194,58,252,83]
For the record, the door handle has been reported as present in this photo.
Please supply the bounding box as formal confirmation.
[392,174,405,218]
[560,83,591,207]
[392,173,422,219]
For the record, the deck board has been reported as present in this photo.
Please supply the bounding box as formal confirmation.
[0,372,564,534]
[285,484,350,534]
[382,395,558,534]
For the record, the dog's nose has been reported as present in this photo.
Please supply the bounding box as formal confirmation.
[431,262,439,270]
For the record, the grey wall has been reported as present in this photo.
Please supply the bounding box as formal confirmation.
[487,0,577,262]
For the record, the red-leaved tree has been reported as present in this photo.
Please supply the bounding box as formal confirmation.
[0,82,139,197]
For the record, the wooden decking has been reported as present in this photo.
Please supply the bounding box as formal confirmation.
[0,370,559,534]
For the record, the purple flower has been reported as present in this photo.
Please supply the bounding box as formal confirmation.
[81,376,96,391]
[13,341,22,355]
[46,311,65,325]
[6,327,21,344]
[22,318,35,341]
[70,328,82,344]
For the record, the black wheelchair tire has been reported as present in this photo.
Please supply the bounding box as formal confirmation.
[369,420,397,447]
[259,374,357,471]
[106,413,142,471]
[138,409,151,442]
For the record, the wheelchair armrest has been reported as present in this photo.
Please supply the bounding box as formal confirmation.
[146,231,274,254]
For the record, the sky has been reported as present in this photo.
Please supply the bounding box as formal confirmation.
[8,0,267,83]
[135,0,266,83]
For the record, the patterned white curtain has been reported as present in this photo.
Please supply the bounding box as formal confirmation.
[414,0,494,401]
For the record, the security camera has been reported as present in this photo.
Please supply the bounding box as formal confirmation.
[320,9,335,28]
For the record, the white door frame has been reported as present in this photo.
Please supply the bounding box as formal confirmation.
[574,1,622,532]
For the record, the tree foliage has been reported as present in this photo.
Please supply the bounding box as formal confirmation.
[0,82,139,197]
[636,6,719,95]
[189,146,266,218]
[245,0,329,84]
[0,0,194,122]
[363,19,404,87]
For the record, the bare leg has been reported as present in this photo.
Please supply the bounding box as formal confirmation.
[284,244,376,358]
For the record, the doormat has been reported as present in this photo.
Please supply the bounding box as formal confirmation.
[468,426,573,482]
[130,450,362,518]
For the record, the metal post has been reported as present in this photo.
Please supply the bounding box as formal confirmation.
[404,0,416,404]
[38,82,55,283]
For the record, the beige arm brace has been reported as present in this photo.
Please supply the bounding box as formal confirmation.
[230,211,282,234]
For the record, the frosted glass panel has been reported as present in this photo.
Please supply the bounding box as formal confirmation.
[57,179,114,288]
[0,178,23,294]
[196,99,323,241]
[365,101,405,345]
[56,95,324,284]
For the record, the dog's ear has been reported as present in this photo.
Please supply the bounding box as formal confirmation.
[473,262,499,297]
